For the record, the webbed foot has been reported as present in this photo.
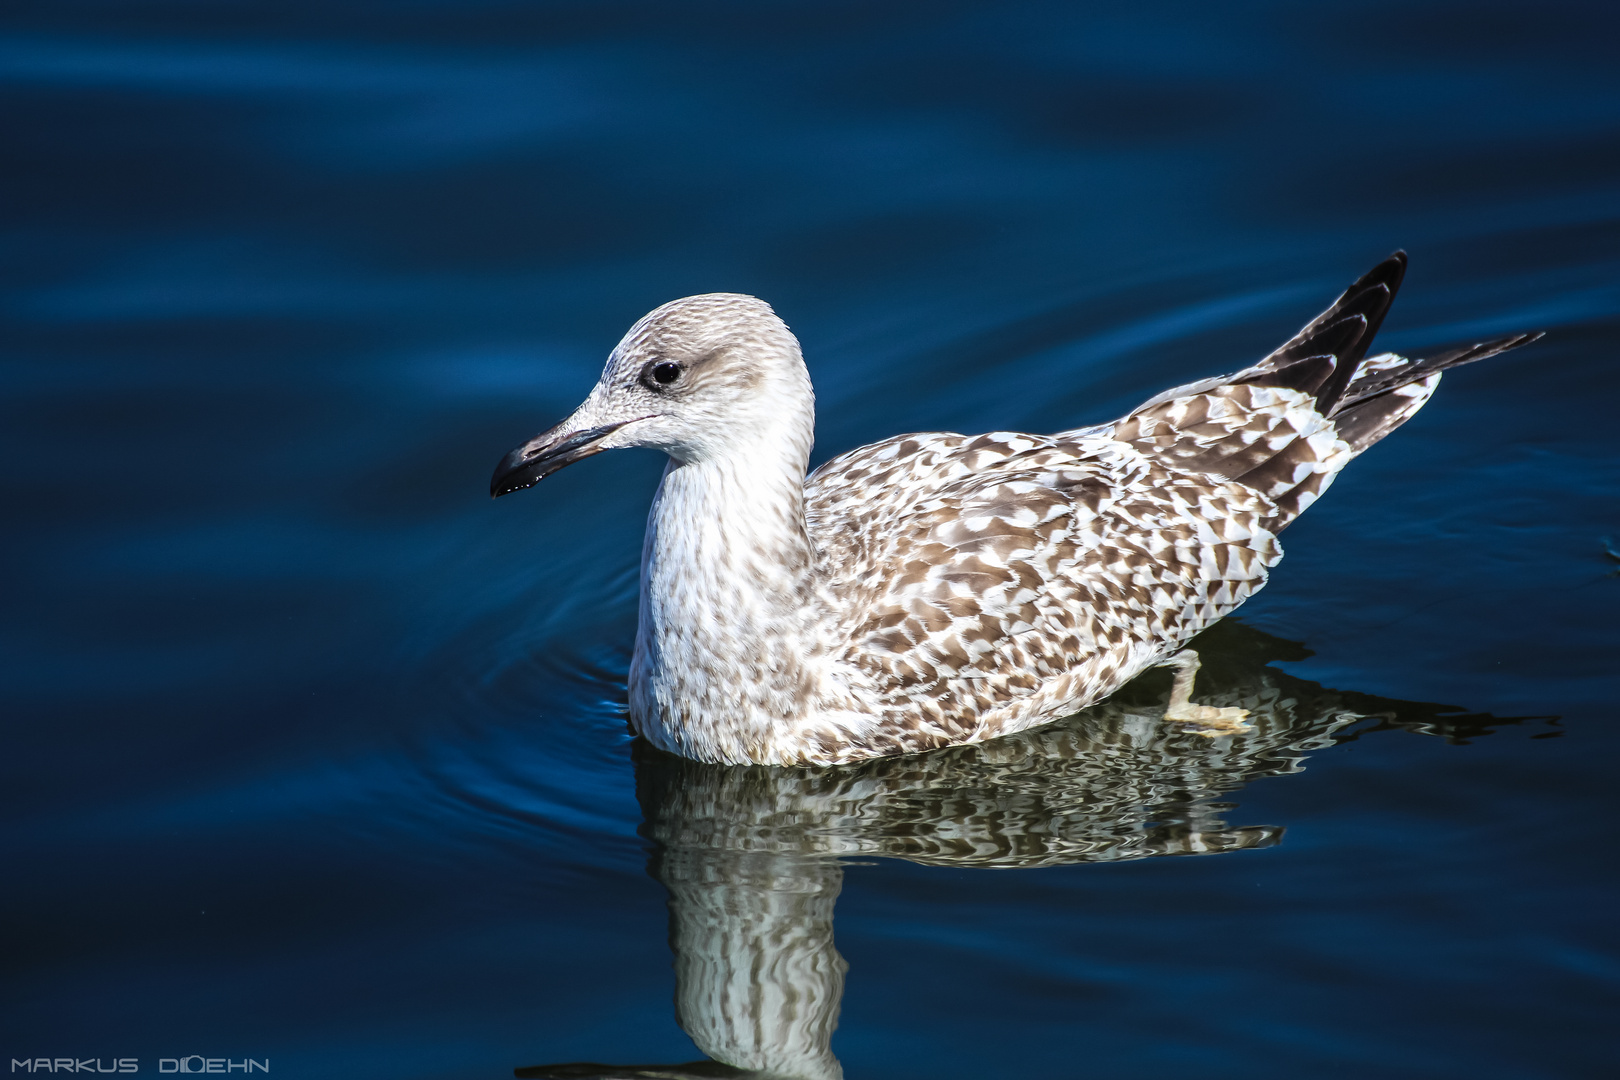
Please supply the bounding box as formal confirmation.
[1157,648,1253,737]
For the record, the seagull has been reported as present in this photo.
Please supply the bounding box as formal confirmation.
[491,253,1539,766]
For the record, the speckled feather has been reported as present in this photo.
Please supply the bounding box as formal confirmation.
[494,253,1539,766]
[805,426,1287,759]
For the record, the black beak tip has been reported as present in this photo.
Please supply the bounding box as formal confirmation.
[488,421,629,501]
[490,447,541,499]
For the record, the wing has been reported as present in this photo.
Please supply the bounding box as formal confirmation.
[1099,254,1540,530]
[802,253,1541,752]
[805,432,1281,749]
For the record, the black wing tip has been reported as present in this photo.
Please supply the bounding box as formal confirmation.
[1330,327,1547,415]
[1354,250,1408,290]
[1447,329,1547,362]
[1353,251,1407,303]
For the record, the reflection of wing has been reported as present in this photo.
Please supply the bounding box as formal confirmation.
[641,621,1372,869]
[522,625,1525,1080]
[638,619,1514,870]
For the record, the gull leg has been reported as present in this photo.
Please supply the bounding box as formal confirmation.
[1158,649,1252,736]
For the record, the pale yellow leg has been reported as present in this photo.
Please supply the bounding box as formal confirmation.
[1159,649,1252,736]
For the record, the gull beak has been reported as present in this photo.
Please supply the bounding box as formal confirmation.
[489,418,633,497]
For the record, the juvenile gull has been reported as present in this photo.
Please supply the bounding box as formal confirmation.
[491,252,1539,766]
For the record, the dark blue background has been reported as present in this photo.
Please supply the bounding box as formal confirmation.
[3,2,1618,1077]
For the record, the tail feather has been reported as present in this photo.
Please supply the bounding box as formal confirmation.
[1331,332,1545,416]
[1331,375,1440,456]
[1112,253,1543,531]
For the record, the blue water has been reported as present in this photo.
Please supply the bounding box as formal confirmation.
[4,3,1618,1077]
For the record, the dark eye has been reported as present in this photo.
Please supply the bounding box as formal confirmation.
[649,361,682,386]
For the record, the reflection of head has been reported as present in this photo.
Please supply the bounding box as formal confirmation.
[520,623,1511,1079]
[653,847,845,1080]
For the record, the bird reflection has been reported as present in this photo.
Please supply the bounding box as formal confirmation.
[517,621,1514,1080]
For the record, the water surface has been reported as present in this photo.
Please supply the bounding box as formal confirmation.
[3,3,1618,1078]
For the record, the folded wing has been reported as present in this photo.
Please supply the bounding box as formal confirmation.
[804,253,1541,749]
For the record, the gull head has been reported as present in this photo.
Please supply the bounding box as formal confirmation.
[491,293,813,497]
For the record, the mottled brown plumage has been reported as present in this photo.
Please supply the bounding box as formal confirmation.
[492,252,1540,765]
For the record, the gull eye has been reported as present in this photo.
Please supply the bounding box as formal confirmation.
[649,361,683,386]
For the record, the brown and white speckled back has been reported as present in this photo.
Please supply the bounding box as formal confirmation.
[803,404,1307,759]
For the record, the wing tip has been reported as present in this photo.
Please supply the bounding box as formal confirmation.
[1356,250,1408,292]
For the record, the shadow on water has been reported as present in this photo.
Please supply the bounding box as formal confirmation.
[514,621,1536,1080]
